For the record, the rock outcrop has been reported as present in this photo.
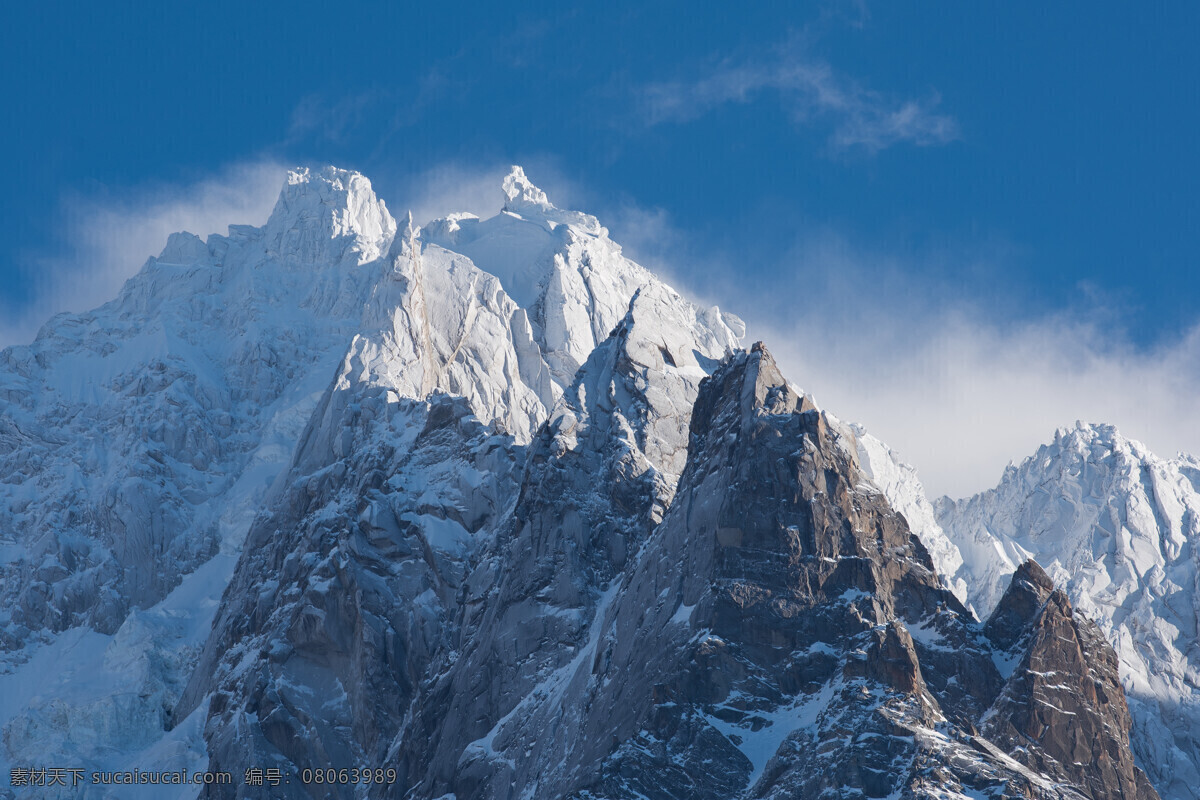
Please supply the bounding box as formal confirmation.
[983,561,1159,800]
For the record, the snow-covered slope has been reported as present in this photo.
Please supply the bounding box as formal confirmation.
[0,166,397,643]
[177,276,745,796]
[936,422,1200,800]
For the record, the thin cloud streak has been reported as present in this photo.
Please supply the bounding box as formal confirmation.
[642,49,958,153]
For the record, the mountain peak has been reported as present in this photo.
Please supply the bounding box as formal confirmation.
[502,165,550,211]
[984,559,1056,651]
[1053,420,1124,447]
[156,231,210,265]
[1,162,1179,800]
[264,165,397,265]
[1043,420,1158,471]
[496,165,605,236]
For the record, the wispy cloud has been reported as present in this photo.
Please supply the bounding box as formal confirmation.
[605,203,1200,498]
[641,46,958,153]
[288,90,394,144]
[1,160,286,348]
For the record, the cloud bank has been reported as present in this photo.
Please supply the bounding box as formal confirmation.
[769,307,1200,499]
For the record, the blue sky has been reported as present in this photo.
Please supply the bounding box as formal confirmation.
[3,1,1198,495]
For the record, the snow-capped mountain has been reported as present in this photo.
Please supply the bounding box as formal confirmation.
[1,166,398,644]
[935,422,1200,800]
[0,167,406,800]
[0,165,742,799]
[0,165,1178,799]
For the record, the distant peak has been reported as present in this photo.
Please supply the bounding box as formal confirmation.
[273,165,384,212]
[156,231,210,265]
[286,166,312,185]
[502,165,551,211]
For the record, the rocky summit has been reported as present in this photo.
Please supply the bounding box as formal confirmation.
[0,166,1182,800]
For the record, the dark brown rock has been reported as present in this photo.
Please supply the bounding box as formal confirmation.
[984,560,1159,800]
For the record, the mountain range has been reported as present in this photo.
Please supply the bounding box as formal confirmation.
[0,166,1196,799]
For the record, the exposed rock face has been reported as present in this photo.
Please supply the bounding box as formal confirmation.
[393,284,740,798]
[181,390,523,798]
[550,345,983,800]
[513,346,1156,800]
[983,561,1159,800]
